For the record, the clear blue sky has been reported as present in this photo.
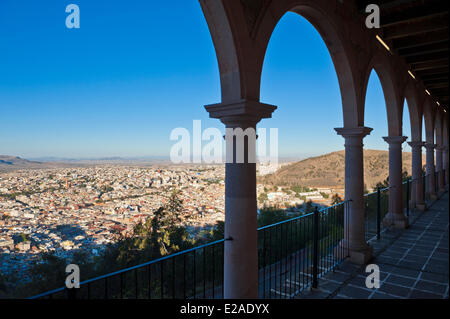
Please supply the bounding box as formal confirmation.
[0,1,415,159]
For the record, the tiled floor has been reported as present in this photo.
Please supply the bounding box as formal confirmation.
[296,192,449,299]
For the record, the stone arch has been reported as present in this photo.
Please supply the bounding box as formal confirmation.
[199,0,246,103]
[435,110,443,146]
[255,0,363,127]
[362,51,403,137]
[423,98,436,144]
[200,0,364,127]
[402,81,423,142]
[444,115,449,148]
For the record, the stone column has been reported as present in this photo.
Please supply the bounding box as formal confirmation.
[444,146,449,186]
[335,127,373,264]
[382,136,409,229]
[205,100,276,299]
[436,146,445,193]
[408,141,426,211]
[425,143,438,200]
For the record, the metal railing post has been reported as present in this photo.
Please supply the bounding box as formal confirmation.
[67,288,77,300]
[423,174,426,201]
[435,171,439,197]
[376,188,381,240]
[406,179,410,217]
[312,207,319,289]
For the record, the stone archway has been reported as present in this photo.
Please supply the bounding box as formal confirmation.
[199,0,373,297]
[423,98,438,199]
[403,80,427,209]
[362,51,408,229]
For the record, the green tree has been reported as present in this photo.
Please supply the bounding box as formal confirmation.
[331,194,343,205]
[258,193,268,203]
[19,233,30,242]
[304,200,314,213]
[164,189,183,227]
[258,208,290,227]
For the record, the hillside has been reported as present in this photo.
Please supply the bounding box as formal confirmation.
[0,156,43,170]
[0,155,81,172]
[0,155,168,173]
[259,150,424,190]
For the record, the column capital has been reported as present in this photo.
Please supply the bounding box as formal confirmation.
[425,143,437,150]
[205,100,277,128]
[383,136,408,144]
[408,141,425,148]
[435,145,445,151]
[334,127,373,139]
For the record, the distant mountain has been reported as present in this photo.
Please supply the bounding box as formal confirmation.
[259,150,424,190]
[28,156,170,163]
[0,156,42,166]
[0,155,80,172]
[0,155,172,173]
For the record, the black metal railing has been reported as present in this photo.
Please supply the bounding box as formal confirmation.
[30,238,226,300]
[257,201,349,298]
[435,171,439,195]
[364,170,448,242]
[364,186,389,241]
[423,170,443,200]
[30,201,350,299]
[28,170,449,300]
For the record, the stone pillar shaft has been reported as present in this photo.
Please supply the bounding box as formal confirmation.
[436,146,445,192]
[425,143,437,199]
[383,136,408,229]
[224,149,258,299]
[335,127,373,264]
[444,147,449,185]
[205,100,276,299]
[408,141,425,210]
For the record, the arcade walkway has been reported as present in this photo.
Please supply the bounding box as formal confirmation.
[296,192,449,299]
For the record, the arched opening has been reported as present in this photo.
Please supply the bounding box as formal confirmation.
[402,99,415,182]
[403,99,412,153]
[362,68,410,236]
[422,114,427,170]
[260,12,343,160]
[259,12,345,209]
[364,70,389,157]
[256,10,352,297]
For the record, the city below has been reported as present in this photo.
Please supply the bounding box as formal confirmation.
[0,159,341,283]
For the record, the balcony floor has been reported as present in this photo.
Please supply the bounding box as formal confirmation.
[295,191,449,299]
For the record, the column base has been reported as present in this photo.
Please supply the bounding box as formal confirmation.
[415,202,427,211]
[334,241,373,265]
[348,246,374,265]
[429,194,438,201]
[382,212,409,229]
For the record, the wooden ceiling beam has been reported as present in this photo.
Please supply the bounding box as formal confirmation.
[392,30,448,50]
[381,4,448,28]
[410,58,448,71]
[405,51,449,64]
[425,83,449,90]
[383,15,448,40]
[423,77,449,85]
[398,41,448,57]
[420,74,449,82]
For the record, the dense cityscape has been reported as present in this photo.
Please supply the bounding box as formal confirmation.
[0,163,340,282]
